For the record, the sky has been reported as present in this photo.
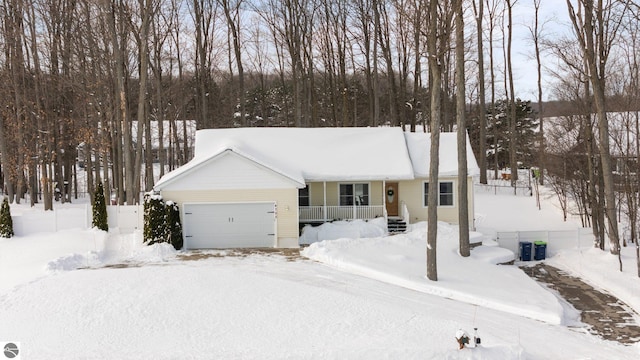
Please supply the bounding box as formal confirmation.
[1,181,639,359]
[510,0,574,101]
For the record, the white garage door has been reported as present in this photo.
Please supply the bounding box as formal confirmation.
[183,202,276,249]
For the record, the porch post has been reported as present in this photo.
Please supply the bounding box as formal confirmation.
[382,180,386,217]
[323,181,327,222]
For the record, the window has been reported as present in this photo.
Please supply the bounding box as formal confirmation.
[339,183,369,206]
[424,182,429,206]
[298,185,310,206]
[424,181,454,207]
[439,182,454,206]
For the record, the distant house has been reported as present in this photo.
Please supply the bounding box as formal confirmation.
[77,120,196,166]
[153,127,480,249]
[544,112,639,190]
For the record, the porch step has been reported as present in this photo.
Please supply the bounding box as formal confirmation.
[387,218,407,234]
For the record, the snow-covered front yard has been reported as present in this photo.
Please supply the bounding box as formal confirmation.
[1,188,640,359]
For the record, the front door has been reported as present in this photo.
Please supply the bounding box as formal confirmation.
[385,182,399,216]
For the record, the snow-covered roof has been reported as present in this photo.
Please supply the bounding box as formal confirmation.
[154,127,478,190]
[405,132,480,177]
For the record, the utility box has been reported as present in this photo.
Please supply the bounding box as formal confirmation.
[519,241,532,261]
[534,241,547,260]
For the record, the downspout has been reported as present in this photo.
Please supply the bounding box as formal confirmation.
[470,175,476,231]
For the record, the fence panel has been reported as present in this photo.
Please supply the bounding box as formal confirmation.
[11,204,142,236]
[12,206,89,236]
[12,212,56,236]
[496,228,594,257]
[57,206,90,231]
[107,205,144,234]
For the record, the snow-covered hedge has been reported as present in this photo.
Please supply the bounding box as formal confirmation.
[0,197,14,238]
[143,193,183,250]
[91,182,108,231]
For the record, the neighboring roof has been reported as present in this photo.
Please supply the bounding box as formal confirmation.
[154,127,479,191]
[131,120,196,150]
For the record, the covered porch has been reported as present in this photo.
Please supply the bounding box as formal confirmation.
[297,180,408,224]
[299,205,385,222]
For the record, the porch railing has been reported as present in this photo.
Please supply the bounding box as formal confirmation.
[299,205,385,221]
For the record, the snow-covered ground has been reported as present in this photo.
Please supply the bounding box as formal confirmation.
[1,185,639,359]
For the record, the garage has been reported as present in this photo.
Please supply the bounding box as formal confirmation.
[182,202,277,249]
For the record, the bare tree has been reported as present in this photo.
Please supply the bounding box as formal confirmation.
[192,0,220,129]
[426,0,449,281]
[455,0,469,257]
[506,0,518,186]
[374,0,400,126]
[472,0,487,184]
[219,0,245,126]
[566,0,623,258]
[485,0,502,180]
[527,0,546,186]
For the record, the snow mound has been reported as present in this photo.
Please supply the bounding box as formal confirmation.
[46,252,102,272]
[299,218,386,245]
[46,231,176,273]
[302,221,563,325]
[129,242,177,262]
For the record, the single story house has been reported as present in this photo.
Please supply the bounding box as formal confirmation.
[153,127,480,249]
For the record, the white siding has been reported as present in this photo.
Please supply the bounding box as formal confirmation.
[160,188,299,248]
[160,151,300,191]
[183,202,276,249]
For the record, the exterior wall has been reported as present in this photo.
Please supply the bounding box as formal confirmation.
[399,176,475,229]
[160,188,299,248]
[160,151,302,191]
[307,181,383,206]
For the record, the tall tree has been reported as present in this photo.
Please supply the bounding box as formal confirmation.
[426,0,444,281]
[506,0,518,186]
[530,0,545,185]
[219,0,245,126]
[566,0,623,258]
[192,0,219,129]
[486,0,502,180]
[455,0,469,257]
[473,0,488,184]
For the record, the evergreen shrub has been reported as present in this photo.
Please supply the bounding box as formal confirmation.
[92,182,108,231]
[144,193,167,245]
[165,201,183,250]
[0,197,14,238]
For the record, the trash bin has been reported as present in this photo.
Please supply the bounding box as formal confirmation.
[519,241,532,261]
[534,241,547,260]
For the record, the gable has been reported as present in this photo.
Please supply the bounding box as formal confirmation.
[158,150,303,191]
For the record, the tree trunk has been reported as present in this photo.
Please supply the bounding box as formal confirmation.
[533,0,545,185]
[473,0,487,184]
[506,0,518,186]
[426,0,442,281]
[566,0,621,257]
[456,0,470,257]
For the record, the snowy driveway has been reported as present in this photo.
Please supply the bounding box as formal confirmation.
[1,252,638,360]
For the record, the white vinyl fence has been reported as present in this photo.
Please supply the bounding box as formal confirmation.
[494,228,595,257]
[12,205,143,236]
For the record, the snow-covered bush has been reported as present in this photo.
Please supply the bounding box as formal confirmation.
[144,193,166,245]
[165,201,183,250]
[91,182,108,231]
[143,193,184,250]
[0,197,14,238]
